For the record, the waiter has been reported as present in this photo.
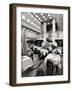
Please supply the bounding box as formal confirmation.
[44,43,62,75]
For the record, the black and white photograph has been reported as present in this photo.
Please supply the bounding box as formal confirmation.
[21,13,63,77]
[9,4,70,86]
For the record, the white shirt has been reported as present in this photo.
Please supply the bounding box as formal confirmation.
[40,49,48,56]
[44,53,54,63]
[44,53,61,69]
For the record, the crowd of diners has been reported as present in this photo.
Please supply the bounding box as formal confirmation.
[21,39,63,76]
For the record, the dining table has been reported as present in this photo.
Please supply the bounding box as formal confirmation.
[21,55,33,72]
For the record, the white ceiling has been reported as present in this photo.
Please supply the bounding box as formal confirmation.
[32,13,63,31]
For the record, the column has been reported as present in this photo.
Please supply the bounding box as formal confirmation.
[43,22,47,41]
[52,19,56,43]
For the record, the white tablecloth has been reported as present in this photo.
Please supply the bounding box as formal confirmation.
[21,56,33,72]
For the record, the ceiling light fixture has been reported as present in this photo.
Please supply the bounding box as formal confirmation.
[44,18,46,20]
[43,16,45,18]
[34,24,36,26]
[31,21,33,25]
[49,16,52,19]
[37,20,40,24]
[27,19,30,22]
[40,20,42,22]
[34,18,36,20]
[38,18,40,20]
[31,14,34,18]
[36,15,38,17]
[48,14,51,17]
[41,13,43,16]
